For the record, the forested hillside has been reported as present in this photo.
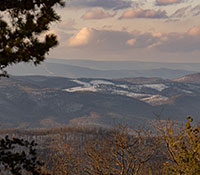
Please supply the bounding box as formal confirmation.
[0,75,200,128]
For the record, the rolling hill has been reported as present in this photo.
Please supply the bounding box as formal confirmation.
[0,75,200,128]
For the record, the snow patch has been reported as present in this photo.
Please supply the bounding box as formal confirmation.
[64,86,97,92]
[90,80,114,86]
[139,84,168,92]
[116,84,129,89]
[182,89,192,94]
[141,95,169,105]
[112,90,150,99]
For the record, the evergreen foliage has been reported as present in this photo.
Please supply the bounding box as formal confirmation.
[0,136,49,175]
[0,0,64,76]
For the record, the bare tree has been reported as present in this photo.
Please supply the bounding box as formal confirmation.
[84,125,158,175]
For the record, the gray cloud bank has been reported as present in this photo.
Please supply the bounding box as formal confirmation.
[155,0,183,6]
[66,0,134,10]
[49,26,200,61]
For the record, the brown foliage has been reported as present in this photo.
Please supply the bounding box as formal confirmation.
[45,125,158,175]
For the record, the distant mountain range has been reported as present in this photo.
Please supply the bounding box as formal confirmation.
[1,73,200,129]
[6,59,197,79]
[174,73,200,84]
[46,59,200,72]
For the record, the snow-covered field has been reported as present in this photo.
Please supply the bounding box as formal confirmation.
[63,79,195,106]
[141,95,169,106]
[65,86,97,92]
[138,84,169,91]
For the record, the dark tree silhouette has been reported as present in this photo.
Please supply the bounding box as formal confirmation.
[0,1,64,174]
[0,0,64,76]
[0,136,49,175]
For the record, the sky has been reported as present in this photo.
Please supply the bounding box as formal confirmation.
[47,0,200,62]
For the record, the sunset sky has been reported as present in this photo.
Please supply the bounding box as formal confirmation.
[48,0,200,62]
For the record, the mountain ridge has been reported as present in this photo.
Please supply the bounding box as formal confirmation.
[6,62,195,79]
[0,74,200,128]
[174,73,200,84]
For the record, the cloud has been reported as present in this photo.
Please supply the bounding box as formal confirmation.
[165,4,200,21]
[119,8,168,19]
[66,0,134,10]
[67,27,162,50]
[155,0,183,6]
[191,4,200,16]
[57,19,76,31]
[67,27,133,51]
[153,26,200,52]
[81,9,116,20]
[170,6,190,18]
[126,38,136,46]
[187,26,200,36]
[67,27,95,47]
[51,26,200,61]
[66,26,200,54]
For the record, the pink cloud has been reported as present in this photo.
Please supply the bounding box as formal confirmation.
[187,26,200,36]
[67,27,95,47]
[66,25,200,54]
[119,8,168,19]
[153,26,200,52]
[81,9,116,20]
[126,38,136,46]
[52,26,200,61]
